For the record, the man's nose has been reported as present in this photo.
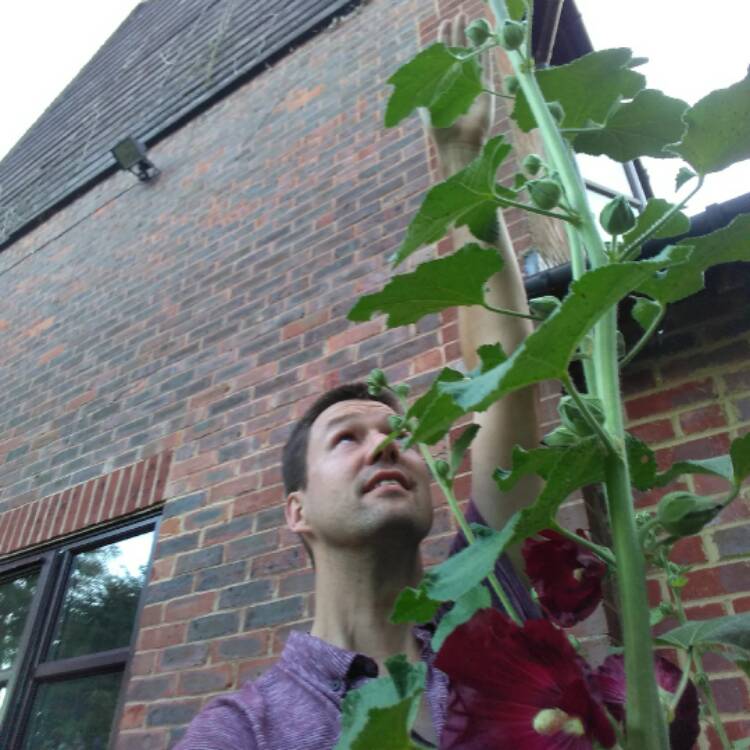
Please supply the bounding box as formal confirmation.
[366,432,400,463]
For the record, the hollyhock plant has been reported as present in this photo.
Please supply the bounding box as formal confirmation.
[523,530,607,627]
[435,608,616,749]
[594,654,700,750]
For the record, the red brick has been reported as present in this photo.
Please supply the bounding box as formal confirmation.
[670,536,707,565]
[327,320,381,352]
[679,403,727,435]
[138,623,187,651]
[209,473,260,503]
[250,547,306,577]
[124,459,146,515]
[171,453,218,481]
[282,309,329,340]
[164,592,216,623]
[232,487,281,517]
[87,475,108,526]
[119,704,146,731]
[113,464,134,519]
[38,343,65,365]
[682,566,724,601]
[129,651,156,677]
[152,451,172,505]
[625,379,715,421]
[140,604,163,628]
[628,418,675,444]
[177,665,233,696]
[732,595,750,613]
[710,676,750,713]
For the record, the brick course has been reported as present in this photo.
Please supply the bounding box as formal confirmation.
[0,1,747,748]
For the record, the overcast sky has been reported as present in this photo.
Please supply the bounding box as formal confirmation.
[0,1,748,213]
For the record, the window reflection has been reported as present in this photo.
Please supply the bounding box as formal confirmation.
[21,671,122,750]
[47,531,153,662]
[0,571,39,671]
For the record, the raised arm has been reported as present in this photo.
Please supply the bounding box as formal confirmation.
[424,15,542,563]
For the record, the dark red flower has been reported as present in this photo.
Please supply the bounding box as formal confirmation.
[522,529,607,626]
[435,608,616,749]
[593,654,700,750]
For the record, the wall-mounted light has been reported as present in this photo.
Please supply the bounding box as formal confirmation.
[111,137,160,181]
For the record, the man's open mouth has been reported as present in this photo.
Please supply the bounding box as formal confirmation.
[362,470,411,493]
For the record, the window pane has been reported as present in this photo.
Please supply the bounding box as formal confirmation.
[0,570,39,670]
[48,531,153,661]
[21,671,122,750]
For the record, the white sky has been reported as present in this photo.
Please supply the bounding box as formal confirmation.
[0,1,748,213]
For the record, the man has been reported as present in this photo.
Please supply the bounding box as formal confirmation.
[177,14,541,749]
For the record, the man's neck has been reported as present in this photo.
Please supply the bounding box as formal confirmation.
[310,541,424,669]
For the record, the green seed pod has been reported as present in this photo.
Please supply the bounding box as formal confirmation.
[542,424,578,448]
[527,178,562,210]
[528,295,560,319]
[504,74,519,95]
[387,414,404,432]
[656,491,723,537]
[499,19,525,50]
[522,153,543,176]
[600,195,637,236]
[434,459,451,479]
[466,18,493,47]
[392,383,411,399]
[547,101,565,124]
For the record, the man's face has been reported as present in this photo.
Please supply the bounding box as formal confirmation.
[290,399,433,552]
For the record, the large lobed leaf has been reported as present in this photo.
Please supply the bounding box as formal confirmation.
[391,521,518,624]
[431,585,491,652]
[671,72,750,175]
[513,48,646,133]
[335,655,427,750]
[348,244,502,327]
[392,136,511,265]
[639,213,750,304]
[574,89,688,162]
[385,43,483,129]
[438,245,690,414]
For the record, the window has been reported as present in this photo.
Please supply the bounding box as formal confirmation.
[0,516,157,749]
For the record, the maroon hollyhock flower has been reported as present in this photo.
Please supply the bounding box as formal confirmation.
[522,529,607,626]
[435,608,616,749]
[593,654,700,750]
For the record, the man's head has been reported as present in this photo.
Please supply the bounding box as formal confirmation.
[282,383,433,563]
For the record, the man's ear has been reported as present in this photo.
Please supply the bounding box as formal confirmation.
[285,490,312,534]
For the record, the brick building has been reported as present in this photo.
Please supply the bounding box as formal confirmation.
[0,1,747,748]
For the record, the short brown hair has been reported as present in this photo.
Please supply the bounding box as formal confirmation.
[282,382,401,495]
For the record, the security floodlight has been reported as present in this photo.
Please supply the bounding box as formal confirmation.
[111,137,160,181]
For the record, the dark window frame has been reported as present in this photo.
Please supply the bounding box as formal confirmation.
[0,512,160,749]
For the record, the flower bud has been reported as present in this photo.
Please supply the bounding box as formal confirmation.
[504,74,519,95]
[599,195,636,236]
[528,179,562,210]
[367,368,387,395]
[522,153,543,176]
[392,383,411,399]
[466,18,493,47]
[499,20,525,50]
[434,459,451,479]
[547,101,565,124]
[656,491,723,537]
[558,395,605,437]
[542,425,577,448]
[387,414,404,432]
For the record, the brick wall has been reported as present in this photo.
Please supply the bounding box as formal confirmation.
[0,0,747,748]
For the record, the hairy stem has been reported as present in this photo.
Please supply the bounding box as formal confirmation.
[619,307,665,369]
[561,373,619,455]
[482,301,542,320]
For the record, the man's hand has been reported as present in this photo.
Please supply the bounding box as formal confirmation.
[421,13,495,178]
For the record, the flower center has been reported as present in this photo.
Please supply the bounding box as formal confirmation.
[572,567,585,582]
[533,708,585,737]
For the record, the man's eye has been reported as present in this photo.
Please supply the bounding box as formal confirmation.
[334,432,356,445]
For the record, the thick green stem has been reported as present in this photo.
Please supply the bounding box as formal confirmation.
[606,453,671,749]
[549,520,616,566]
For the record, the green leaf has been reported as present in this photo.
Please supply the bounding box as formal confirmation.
[509,437,607,544]
[393,521,518,623]
[656,613,750,658]
[512,48,646,132]
[335,656,426,750]
[639,213,750,304]
[450,423,480,476]
[404,368,464,446]
[630,297,663,333]
[675,166,697,191]
[653,456,734,488]
[392,136,511,265]
[670,73,750,175]
[390,586,441,625]
[574,89,687,162]
[623,198,690,247]
[438,245,690,413]
[348,244,502,327]
[626,433,658,491]
[730,433,750,485]
[507,0,526,21]
[431,585,491,652]
[494,444,563,491]
[384,43,483,129]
